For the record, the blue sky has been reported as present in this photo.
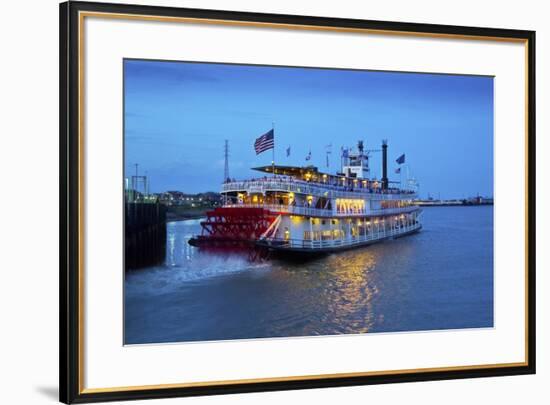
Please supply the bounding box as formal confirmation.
[124,59,493,199]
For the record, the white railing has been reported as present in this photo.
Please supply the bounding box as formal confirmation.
[222,178,416,200]
[223,203,419,218]
[367,206,419,216]
[224,203,334,217]
[265,222,422,250]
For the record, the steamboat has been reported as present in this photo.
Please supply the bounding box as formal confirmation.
[189,140,422,256]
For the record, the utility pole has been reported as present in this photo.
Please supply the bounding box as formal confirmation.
[144,171,149,197]
[131,163,139,202]
[130,163,150,202]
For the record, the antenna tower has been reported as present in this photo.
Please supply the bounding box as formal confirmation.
[223,140,230,205]
[223,140,230,183]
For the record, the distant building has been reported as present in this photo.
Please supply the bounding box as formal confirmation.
[158,191,222,206]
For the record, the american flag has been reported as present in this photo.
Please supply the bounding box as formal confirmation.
[254,129,274,155]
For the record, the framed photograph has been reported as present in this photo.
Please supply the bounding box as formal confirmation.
[60,1,535,403]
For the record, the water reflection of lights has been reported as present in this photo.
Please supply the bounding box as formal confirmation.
[156,219,416,336]
[322,250,378,333]
[167,222,177,266]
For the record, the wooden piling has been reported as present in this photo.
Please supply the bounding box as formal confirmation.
[125,202,167,270]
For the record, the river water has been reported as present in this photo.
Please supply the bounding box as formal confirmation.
[124,206,493,344]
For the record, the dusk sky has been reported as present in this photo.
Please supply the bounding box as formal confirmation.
[124,59,493,199]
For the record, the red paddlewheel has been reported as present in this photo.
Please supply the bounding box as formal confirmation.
[200,207,277,241]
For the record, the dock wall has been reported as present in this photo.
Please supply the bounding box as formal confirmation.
[125,202,167,270]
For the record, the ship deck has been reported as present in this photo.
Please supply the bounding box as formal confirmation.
[257,222,422,257]
[222,177,416,200]
[222,203,419,218]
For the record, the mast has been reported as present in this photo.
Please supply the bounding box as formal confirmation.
[271,122,275,177]
[223,139,229,183]
[223,140,229,205]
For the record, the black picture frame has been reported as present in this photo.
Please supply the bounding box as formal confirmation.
[60,1,536,403]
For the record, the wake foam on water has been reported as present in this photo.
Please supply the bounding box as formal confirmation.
[125,250,271,297]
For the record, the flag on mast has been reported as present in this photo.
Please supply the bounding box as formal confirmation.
[254,129,274,155]
[396,154,405,164]
[286,146,291,157]
[305,149,311,161]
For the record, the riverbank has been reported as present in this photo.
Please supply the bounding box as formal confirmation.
[165,206,211,222]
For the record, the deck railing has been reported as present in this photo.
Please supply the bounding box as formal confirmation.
[223,203,419,218]
[221,178,416,200]
[264,221,422,250]
[223,203,332,217]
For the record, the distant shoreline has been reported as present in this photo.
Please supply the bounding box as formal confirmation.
[165,206,211,222]
[164,203,491,224]
[416,202,493,207]
[167,215,206,223]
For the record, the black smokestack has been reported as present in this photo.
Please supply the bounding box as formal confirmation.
[382,140,388,190]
